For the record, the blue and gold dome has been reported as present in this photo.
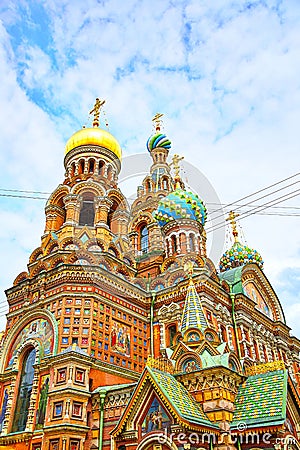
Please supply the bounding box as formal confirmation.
[219,242,264,272]
[147,133,171,152]
[153,187,207,227]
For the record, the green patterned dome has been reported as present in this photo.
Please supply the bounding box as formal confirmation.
[153,187,207,227]
[147,133,171,152]
[219,241,263,272]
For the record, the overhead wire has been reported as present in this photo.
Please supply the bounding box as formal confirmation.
[206,187,300,235]
[207,171,300,216]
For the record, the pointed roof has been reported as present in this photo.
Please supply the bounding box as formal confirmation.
[180,279,208,335]
[113,366,218,436]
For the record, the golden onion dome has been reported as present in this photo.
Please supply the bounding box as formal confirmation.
[65,127,122,160]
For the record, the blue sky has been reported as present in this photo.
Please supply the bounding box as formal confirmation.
[0,0,300,334]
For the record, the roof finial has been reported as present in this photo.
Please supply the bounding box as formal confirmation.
[226,210,240,243]
[171,153,184,188]
[152,113,164,132]
[89,98,106,128]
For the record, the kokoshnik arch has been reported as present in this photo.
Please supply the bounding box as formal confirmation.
[0,100,299,450]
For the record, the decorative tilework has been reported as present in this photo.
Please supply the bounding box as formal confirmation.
[149,368,217,428]
[231,369,287,429]
[180,280,208,335]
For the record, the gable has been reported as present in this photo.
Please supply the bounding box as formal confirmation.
[112,366,218,437]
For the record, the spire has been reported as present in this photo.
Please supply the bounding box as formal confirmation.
[89,98,106,128]
[226,210,240,243]
[180,276,208,336]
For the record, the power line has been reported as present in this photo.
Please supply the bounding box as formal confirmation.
[208,179,300,223]
[207,171,300,216]
[206,187,300,235]
[0,188,51,195]
[0,193,48,200]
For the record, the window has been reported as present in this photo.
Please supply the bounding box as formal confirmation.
[12,348,36,432]
[53,402,63,418]
[79,194,95,227]
[62,337,69,345]
[83,328,89,334]
[139,225,148,254]
[82,337,88,345]
[64,318,71,324]
[57,368,67,383]
[168,325,177,347]
[189,234,195,252]
[75,369,85,383]
[49,440,59,450]
[171,235,177,254]
[63,327,69,334]
[70,440,80,450]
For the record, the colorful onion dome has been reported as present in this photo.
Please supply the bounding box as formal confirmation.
[65,127,122,160]
[146,133,171,152]
[219,241,264,272]
[153,187,207,227]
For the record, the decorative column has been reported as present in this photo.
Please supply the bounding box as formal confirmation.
[25,366,40,431]
[64,194,81,225]
[1,373,17,435]
[94,197,113,227]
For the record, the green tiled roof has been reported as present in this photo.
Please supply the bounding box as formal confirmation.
[219,266,244,294]
[231,369,287,429]
[149,368,218,429]
[180,279,208,335]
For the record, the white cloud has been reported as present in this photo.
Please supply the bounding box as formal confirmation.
[0,0,299,337]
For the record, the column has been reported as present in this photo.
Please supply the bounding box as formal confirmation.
[64,194,81,225]
[94,197,113,227]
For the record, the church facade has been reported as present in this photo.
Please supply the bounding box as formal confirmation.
[0,102,299,450]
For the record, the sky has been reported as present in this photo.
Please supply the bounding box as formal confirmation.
[0,0,299,335]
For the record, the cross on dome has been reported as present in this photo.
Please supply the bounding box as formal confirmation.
[89,98,106,127]
[226,210,240,243]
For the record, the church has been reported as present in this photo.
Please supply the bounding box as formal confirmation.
[0,100,299,450]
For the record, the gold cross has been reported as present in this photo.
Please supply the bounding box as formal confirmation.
[171,153,184,180]
[152,113,164,132]
[226,210,240,242]
[89,98,105,127]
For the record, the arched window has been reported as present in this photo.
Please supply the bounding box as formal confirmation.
[253,340,260,360]
[140,225,148,254]
[189,234,195,252]
[220,325,227,342]
[180,233,187,253]
[145,180,151,193]
[78,159,85,175]
[262,344,268,362]
[99,161,105,176]
[79,194,95,227]
[88,159,95,173]
[70,162,76,177]
[12,348,36,432]
[171,235,177,254]
[168,325,177,347]
[107,166,113,181]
